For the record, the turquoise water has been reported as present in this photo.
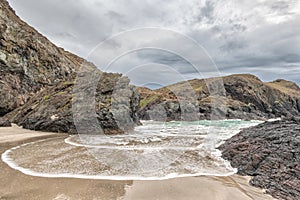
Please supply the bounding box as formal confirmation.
[166,119,261,127]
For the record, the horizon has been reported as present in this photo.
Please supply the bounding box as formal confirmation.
[7,0,300,88]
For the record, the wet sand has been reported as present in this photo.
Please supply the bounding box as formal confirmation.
[0,126,275,200]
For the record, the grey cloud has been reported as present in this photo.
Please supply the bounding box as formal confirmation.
[7,0,300,87]
[199,1,215,23]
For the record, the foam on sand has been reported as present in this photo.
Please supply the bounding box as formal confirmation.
[1,120,261,181]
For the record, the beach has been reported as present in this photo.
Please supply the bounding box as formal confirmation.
[0,126,275,200]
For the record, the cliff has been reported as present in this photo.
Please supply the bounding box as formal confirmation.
[138,74,300,120]
[0,0,84,115]
[0,0,140,133]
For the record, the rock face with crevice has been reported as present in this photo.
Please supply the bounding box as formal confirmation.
[219,118,300,200]
[1,0,140,134]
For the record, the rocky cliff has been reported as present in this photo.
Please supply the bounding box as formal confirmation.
[1,0,140,133]
[219,118,300,200]
[138,74,300,121]
[0,0,84,116]
[7,71,140,134]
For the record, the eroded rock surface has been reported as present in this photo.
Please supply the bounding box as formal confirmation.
[219,118,300,200]
[6,67,140,134]
[0,0,84,116]
[0,117,11,127]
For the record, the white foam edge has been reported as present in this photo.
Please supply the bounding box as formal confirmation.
[64,136,204,150]
[267,117,281,122]
[1,138,238,181]
[1,146,237,181]
[65,138,203,151]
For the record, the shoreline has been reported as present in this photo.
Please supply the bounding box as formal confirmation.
[0,126,275,200]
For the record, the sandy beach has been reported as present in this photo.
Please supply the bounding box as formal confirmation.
[0,126,275,200]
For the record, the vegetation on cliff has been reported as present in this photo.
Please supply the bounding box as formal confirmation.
[138,74,300,121]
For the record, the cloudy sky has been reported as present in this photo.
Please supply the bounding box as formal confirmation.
[8,0,300,88]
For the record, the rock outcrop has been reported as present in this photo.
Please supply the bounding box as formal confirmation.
[1,0,140,134]
[0,0,84,116]
[219,118,300,200]
[7,71,140,134]
[138,74,300,121]
[0,117,11,127]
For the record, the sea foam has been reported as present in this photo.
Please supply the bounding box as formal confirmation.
[1,120,261,180]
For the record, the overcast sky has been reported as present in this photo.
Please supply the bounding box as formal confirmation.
[8,0,300,88]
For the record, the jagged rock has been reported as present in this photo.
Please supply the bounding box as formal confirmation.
[0,117,11,127]
[219,119,300,200]
[0,0,82,116]
[1,0,140,134]
[138,74,300,121]
[7,71,140,134]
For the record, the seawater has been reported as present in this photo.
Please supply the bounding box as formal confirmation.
[1,119,262,180]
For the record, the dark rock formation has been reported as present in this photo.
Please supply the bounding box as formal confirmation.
[219,118,300,200]
[7,71,140,134]
[1,0,140,134]
[223,75,300,119]
[0,117,11,127]
[138,74,300,121]
[0,0,82,116]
